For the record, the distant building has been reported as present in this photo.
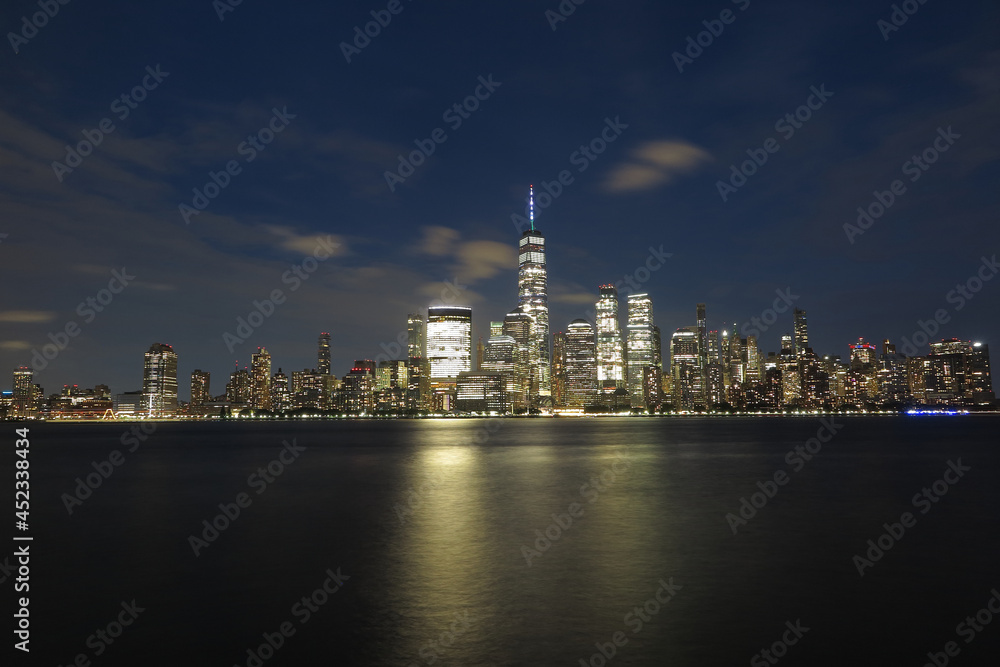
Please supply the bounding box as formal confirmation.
[517,187,551,403]
[552,331,567,407]
[482,334,519,414]
[142,343,178,417]
[456,371,505,413]
[271,368,290,413]
[626,293,654,408]
[427,306,472,408]
[596,285,626,392]
[190,370,210,407]
[564,320,597,408]
[11,367,36,419]
[251,347,272,411]
[318,333,331,375]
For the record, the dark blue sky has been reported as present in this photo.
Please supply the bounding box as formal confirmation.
[1,0,998,399]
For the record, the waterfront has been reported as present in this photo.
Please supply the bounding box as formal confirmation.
[10,416,1000,665]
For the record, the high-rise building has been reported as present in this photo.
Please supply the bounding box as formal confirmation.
[341,361,375,414]
[455,371,506,413]
[482,334,519,413]
[318,333,331,375]
[407,313,428,411]
[503,307,533,410]
[291,369,325,410]
[696,303,707,372]
[227,366,252,405]
[626,293,654,408]
[552,331,567,407]
[142,343,178,417]
[375,360,408,413]
[11,367,36,419]
[427,306,472,409]
[564,320,597,408]
[251,347,272,411]
[670,327,701,411]
[969,342,994,405]
[596,285,626,390]
[517,186,551,403]
[190,370,210,406]
[271,368,290,412]
[794,308,808,358]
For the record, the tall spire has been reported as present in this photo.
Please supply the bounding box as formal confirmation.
[529,184,535,231]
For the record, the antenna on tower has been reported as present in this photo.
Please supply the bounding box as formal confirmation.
[529,184,535,231]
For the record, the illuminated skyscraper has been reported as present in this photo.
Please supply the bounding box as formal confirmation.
[271,368,290,412]
[503,307,533,410]
[318,332,331,375]
[407,313,428,410]
[190,370,210,406]
[142,343,178,417]
[227,366,251,405]
[565,320,597,408]
[596,285,625,389]
[670,328,701,410]
[517,186,551,404]
[552,331,567,407]
[697,303,707,370]
[11,367,35,419]
[427,306,472,408]
[251,347,272,411]
[794,308,808,358]
[482,334,519,413]
[626,293,654,408]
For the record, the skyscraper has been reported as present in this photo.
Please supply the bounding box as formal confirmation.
[482,334,519,413]
[552,331,567,407]
[251,347,272,411]
[503,307,533,411]
[565,320,597,408]
[271,368,290,412]
[190,370,210,406]
[517,186,551,404]
[596,285,625,390]
[407,313,428,411]
[794,308,808,358]
[427,306,472,408]
[318,332,331,375]
[227,366,252,405]
[670,327,701,411]
[626,293,654,408]
[696,303,707,370]
[142,343,178,417]
[11,366,35,419]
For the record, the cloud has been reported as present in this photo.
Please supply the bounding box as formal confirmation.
[263,225,348,257]
[603,140,712,193]
[0,340,32,350]
[454,240,516,282]
[416,226,460,256]
[0,310,57,323]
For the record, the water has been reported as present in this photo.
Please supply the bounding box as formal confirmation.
[8,416,1000,665]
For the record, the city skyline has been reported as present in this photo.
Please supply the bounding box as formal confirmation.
[1,2,997,398]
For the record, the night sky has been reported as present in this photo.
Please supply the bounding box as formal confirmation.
[1,0,998,400]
